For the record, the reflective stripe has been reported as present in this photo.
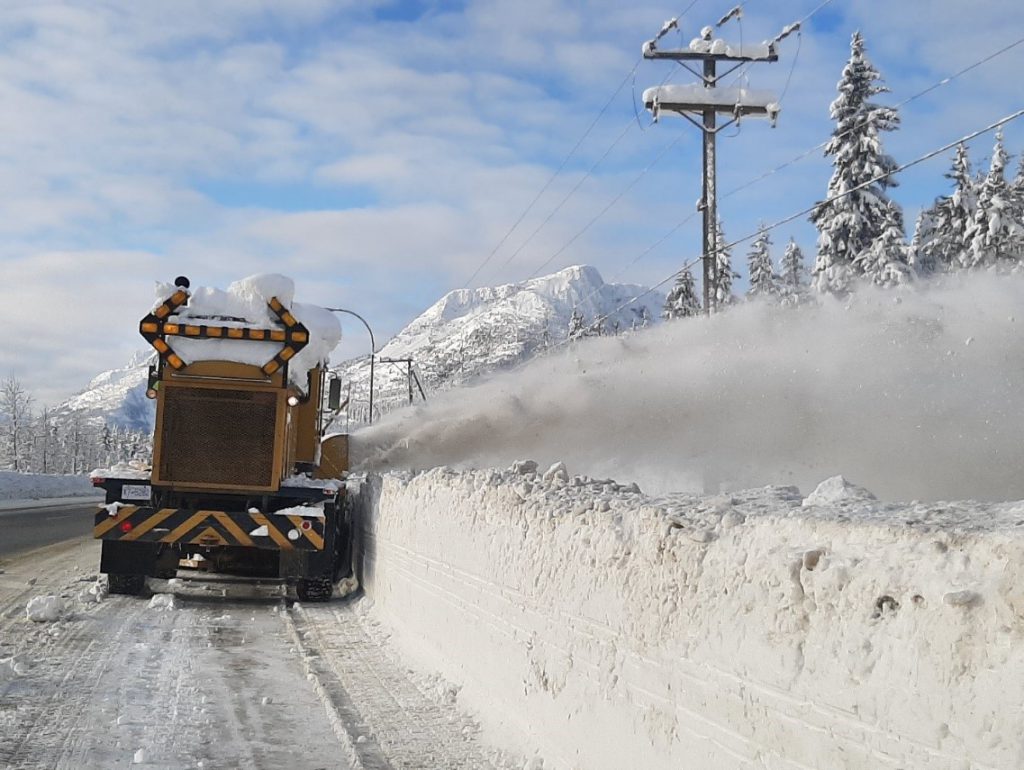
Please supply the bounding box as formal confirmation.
[160,510,212,543]
[212,511,255,547]
[249,512,294,550]
[121,508,177,541]
[94,506,138,537]
[286,515,324,550]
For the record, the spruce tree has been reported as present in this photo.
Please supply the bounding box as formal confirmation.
[911,143,975,275]
[963,131,1021,270]
[663,266,701,319]
[567,309,586,340]
[780,238,807,290]
[856,217,911,287]
[810,31,901,295]
[711,218,740,307]
[746,226,778,298]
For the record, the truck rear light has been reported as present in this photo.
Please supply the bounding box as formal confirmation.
[91,477,105,486]
[120,521,134,533]
[300,520,312,531]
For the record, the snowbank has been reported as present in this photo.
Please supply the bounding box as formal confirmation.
[357,466,1024,770]
[0,471,95,502]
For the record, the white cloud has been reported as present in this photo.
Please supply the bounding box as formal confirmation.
[1,0,1022,406]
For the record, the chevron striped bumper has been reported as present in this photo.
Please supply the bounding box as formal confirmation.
[94,505,326,551]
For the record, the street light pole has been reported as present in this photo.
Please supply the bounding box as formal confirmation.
[326,308,376,425]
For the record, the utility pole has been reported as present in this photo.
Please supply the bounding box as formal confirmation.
[643,12,795,314]
[378,357,427,405]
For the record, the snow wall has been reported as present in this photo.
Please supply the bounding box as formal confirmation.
[0,471,95,502]
[356,467,1024,769]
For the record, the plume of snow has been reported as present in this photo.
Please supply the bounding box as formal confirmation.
[354,272,1024,502]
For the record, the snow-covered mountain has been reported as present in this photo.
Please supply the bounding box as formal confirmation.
[52,349,156,433]
[333,265,663,423]
[56,265,663,429]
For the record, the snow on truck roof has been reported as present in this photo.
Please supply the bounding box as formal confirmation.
[150,273,341,391]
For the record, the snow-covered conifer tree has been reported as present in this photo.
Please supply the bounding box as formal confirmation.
[711,218,739,307]
[856,217,911,287]
[963,131,1022,270]
[810,31,901,295]
[780,238,807,290]
[778,238,808,305]
[662,266,701,319]
[567,308,586,340]
[746,226,778,298]
[911,143,975,275]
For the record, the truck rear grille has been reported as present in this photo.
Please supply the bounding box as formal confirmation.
[159,387,278,488]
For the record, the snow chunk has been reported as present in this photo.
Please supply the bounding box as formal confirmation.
[644,84,778,110]
[249,524,269,537]
[26,595,63,622]
[103,501,129,517]
[802,475,877,506]
[161,274,341,393]
[542,462,569,484]
[148,594,176,611]
[272,503,326,519]
[510,460,538,476]
[91,462,151,481]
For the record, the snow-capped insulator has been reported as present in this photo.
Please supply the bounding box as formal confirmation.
[700,25,713,40]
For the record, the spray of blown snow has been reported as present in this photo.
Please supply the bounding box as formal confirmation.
[352,272,1024,501]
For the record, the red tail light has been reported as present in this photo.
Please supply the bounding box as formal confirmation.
[120,521,134,533]
[92,477,105,486]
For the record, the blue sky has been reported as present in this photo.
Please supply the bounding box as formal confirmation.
[2,0,1022,406]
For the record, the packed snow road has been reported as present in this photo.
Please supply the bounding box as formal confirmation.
[0,538,511,770]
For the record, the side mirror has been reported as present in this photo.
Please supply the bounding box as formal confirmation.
[327,377,343,410]
[146,364,159,399]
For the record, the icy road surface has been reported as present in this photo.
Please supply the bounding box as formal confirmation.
[0,540,509,770]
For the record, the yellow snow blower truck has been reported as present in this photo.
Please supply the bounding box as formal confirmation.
[92,276,351,601]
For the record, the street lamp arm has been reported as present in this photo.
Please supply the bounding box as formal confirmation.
[325,307,376,425]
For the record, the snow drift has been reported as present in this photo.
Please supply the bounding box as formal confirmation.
[357,466,1024,770]
[354,272,1024,502]
[0,471,95,502]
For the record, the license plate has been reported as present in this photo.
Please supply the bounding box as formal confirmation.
[121,484,152,500]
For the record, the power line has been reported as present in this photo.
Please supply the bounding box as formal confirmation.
[566,107,1024,339]
[489,116,638,278]
[526,128,689,279]
[546,12,1022,326]
[725,33,1024,199]
[460,0,706,290]
[594,30,1024,305]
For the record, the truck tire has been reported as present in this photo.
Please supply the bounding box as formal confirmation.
[296,575,333,602]
[108,574,146,596]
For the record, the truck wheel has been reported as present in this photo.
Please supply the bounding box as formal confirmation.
[108,574,146,596]
[296,575,333,602]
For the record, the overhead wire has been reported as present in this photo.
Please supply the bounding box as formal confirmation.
[526,127,689,280]
[531,2,1024,340]
[460,0,706,290]
[723,32,1024,200]
[555,106,1024,344]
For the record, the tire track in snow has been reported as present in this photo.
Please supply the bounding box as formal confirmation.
[287,599,514,770]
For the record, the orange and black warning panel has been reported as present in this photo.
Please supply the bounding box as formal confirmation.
[94,506,326,551]
[139,292,310,375]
